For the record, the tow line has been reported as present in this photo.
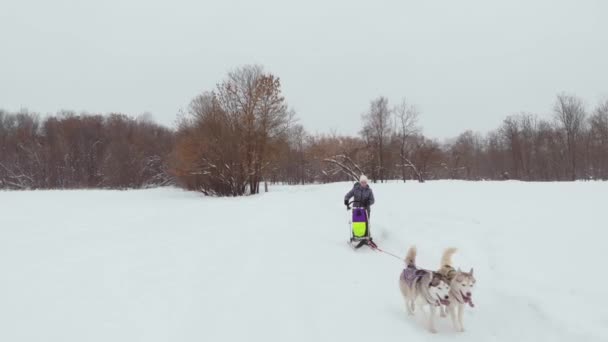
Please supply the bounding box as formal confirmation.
[371,244,403,261]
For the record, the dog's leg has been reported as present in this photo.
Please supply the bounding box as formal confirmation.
[404,291,415,315]
[428,305,438,334]
[448,305,459,331]
[440,305,447,318]
[409,298,415,315]
[407,291,416,314]
[457,303,465,332]
[405,298,414,315]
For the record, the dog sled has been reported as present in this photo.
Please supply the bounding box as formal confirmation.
[347,201,376,249]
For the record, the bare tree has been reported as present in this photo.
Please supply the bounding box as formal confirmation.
[172,92,248,196]
[305,134,366,183]
[446,130,483,180]
[499,114,537,180]
[394,99,419,182]
[554,93,586,180]
[323,154,365,181]
[361,96,393,182]
[289,124,308,184]
[408,135,440,182]
[588,99,608,179]
[216,65,293,194]
[172,65,293,196]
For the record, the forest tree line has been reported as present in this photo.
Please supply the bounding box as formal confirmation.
[2,65,607,193]
[0,112,174,189]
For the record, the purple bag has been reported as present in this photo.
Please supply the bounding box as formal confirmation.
[352,208,367,223]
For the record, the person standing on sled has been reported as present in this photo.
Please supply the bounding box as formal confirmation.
[344,175,375,248]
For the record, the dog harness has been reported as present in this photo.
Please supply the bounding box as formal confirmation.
[402,265,428,288]
[403,266,450,307]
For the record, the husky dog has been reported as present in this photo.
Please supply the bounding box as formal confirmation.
[437,248,476,332]
[399,246,451,333]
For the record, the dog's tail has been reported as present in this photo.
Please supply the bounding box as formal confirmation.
[441,247,458,267]
[405,246,417,267]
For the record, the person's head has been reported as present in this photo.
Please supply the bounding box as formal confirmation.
[359,175,369,188]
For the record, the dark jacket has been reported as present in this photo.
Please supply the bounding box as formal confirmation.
[344,182,375,208]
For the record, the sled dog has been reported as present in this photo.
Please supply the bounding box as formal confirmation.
[399,246,451,333]
[437,248,476,332]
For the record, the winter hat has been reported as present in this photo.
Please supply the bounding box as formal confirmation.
[359,175,369,183]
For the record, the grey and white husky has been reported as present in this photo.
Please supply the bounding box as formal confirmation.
[437,248,476,332]
[399,246,451,333]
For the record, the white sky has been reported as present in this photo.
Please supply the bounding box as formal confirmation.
[1,0,607,138]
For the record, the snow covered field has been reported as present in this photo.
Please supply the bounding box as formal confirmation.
[1,181,607,342]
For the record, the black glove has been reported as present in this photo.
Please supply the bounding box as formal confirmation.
[344,199,349,206]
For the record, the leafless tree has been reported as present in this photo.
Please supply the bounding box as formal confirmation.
[361,96,393,182]
[171,65,293,195]
[394,99,419,182]
[554,93,586,180]
[499,114,537,180]
[409,136,440,182]
[323,154,365,181]
[216,65,293,194]
[287,124,308,184]
[445,130,483,180]
[588,99,608,179]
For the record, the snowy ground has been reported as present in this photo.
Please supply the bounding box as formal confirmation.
[1,181,607,342]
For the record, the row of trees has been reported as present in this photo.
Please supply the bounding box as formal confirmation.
[448,95,608,181]
[0,111,173,189]
[280,93,608,183]
[2,65,607,192]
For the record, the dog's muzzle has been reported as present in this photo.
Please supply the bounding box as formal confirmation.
[461,291,475,308]
[437,294,450,306]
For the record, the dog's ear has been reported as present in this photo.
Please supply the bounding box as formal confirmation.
[469,268,474,276]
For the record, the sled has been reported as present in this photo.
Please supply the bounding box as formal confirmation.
[347,202,373,249]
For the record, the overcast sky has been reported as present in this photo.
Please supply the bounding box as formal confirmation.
[1,0,607,138]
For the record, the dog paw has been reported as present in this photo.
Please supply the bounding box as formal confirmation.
[429,328,438,334]
[458,327,465,333]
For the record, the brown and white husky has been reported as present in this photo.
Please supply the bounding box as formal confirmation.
[437,248,476,332]
[399,246,451,333]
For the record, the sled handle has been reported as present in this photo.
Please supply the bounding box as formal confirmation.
[346,200,367,210]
